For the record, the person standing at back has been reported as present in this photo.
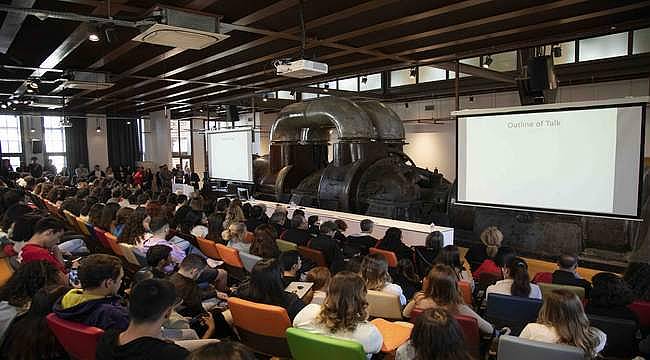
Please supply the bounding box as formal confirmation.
[27,157,42,178]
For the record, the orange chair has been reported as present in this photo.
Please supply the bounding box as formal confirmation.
[93,227,112,250]
[103,232,124,256]
[75,217,92,237]
[46,313,104,360]
[532,271,553,284]
[62,210,81,233]
[455,314,480,359]
[297,246,327,267]
[215,244,244,269]
[370,318,413,353]
[228,297,292,357]
[369,247,398,267]
[458,281,473,305]
[0,257,14,288]
[196,237,222,260]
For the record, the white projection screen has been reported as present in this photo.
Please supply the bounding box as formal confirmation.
[206,128,253,183]
[456,99,647,218]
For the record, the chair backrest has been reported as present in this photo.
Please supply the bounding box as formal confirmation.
[277,239,298,252]
[629,300,650,328]
[286,327,366,360]
[196,237,222,260]
[297,246,327,267]
[62,210,80,232]
[408,307,424,323]
[92,227,112,249]
[587,314,637,357]
[215,243,244,269]
[532,271,553,284]
[0,257,14,288]
[104,232,124,256]
[228,297,292,357]
[455,315,480,359]
[458,281,472,305]
[75,217,92,236]
[46,313,105,360]
[240,251,263,273]
[366,290,403,320]
[477,272,502,290]
[485,293,542,336]
[369,247,398,267]
[538,282,585,300]
[497,335,584,360]
[118,243,142,266]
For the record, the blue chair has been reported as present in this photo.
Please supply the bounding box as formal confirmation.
[587,314,637,358]
[497,335,584,360]
[485,293,542,335]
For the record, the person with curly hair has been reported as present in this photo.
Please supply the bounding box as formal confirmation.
[117,210,147,246]
[249,224,280,259]
[293,271,382,358]
[586,272,638,323]
[624,262,650,301]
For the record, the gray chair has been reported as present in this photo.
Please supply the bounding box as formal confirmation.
[497,335,584,360]
[239,251,263,273]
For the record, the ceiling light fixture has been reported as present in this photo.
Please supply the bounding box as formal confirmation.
[482,55,493,68]
[88,32,100,42]
[409,68,417,79]
[262,94,269,102]
[0,103,7,109]
[96,126,102,133]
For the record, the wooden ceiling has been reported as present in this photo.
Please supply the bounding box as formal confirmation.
[0,0,649,117]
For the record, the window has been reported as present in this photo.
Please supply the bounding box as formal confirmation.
[0,115,22,169]
[633,28,650,54]
[418,66,446,83]
[338,77,358,91]
[302,92,318,100]
[170,119,192,169]
[553,41,576,65]
[359,73,382,91]
[579,32,628,61]
[43,116,66,172]
[277,90,296,100]
[137,118,146,161]
[390,68,416,87]
[485,51,517,72]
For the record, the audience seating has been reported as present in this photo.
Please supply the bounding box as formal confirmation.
[103,232,124,257]
[228,297,292,357]
[297,246,327,267]
[587,314,637,358]
[215,244,245,280]
[46,313,105,360]
[286,327,366,360]
[408,307,424,323]
[369,247,398,267]
[531,271,553,284]
[75,217,93,237]
[367,290,403,320]
[497,335,584,360]
[62,210,82,233]
[370,318,413,353]
[629,300,650,328]
[0,257,14,287]
[538,282,585,300]
[455,314,481,359]
[485,293,542,336]
[474,272,501,304]
[92,227,113,250]
[458,281,473,305]
[239,251,262,273]
[196,237,222,260]
[276,239,298,252]
[118,243,143,266]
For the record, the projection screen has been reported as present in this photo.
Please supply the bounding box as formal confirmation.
[455,98,647,218]
[206,128,253,183]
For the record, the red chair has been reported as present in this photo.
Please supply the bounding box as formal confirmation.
[532,272,553,284]
[408,307,424,323]
[93,227,112,250]
[46,313,104,360]
[455,315,480,359]
[297,246,327,267]
[369,247,398,268]
[629,300,650,328]
[458,281,473,305]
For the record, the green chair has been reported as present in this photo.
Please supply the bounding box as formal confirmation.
[277,238,298,252]
[286,327,366,360]
[538,282,585,301]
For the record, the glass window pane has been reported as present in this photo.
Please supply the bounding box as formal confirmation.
[0,115,21,154]
[553,41,576,64]
[460,57,480,67]
[179,120,191,131]
[171,157,181,168]
[448,71,471,79]
[338,77,358,91]
[418,66,446,83]
[302,92,318,100]
[180,131,191,155]
[319,81,337,90]
[277,90,296,100]
[579,32,628,61]
[390,68,416,87]
[6,157,20,170]
[48,156,65,174]
[360,73,381,91]
[633,28,650,54]
[43,116,65,153]
[488,51,517,72]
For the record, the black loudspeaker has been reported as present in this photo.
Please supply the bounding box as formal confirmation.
[226,105,239,123]
[527,56,557,92]
[31,140,42,154]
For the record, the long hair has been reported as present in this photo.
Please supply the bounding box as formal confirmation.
[480,226,503,258]
[248,259,287,307]
[317,271,369,333]
[250,224,280,259]
[590,272,634,307]
[222,223,246,243]
[223,201,245,229]
[435,245,463,272]
[359,253,391,291]
[379,227,403,252]
[0,261,63,307]
[97,202,120,231]
[537,290,599,356]
[419,265,463,310]
[410,308,472,360]
[507,257,531,297]
[624,262,650,301]
[206,213,224,242]
[118,211,147,245]
[115,207,133,226]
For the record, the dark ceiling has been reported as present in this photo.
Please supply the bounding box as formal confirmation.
[0,0,649,117]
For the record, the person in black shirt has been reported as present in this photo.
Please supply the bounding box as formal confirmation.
[552,254,592,298]
[145,245,174,278]
[244,205,266,232]
[413,231,444,277]
[279,250,302,286]
[586,272,638,324]
[464,226,503,272]
[307,215,319,236]
[377,227,414,262]
[281,214,311,246]
[27,157,42,178]
[333,219,348,244]
[96,279,189,360]
[309,221,343,269]
[343,219,378,258]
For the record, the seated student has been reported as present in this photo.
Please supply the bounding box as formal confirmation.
[333,219,348,244]
[623,262,650,301]
[97,202,121,233]
[435,245,473,289]
[96,279,190,360]
[281,214,311,246]
[0,261,67,344]
[377,227,414,262]
[244,205,266,233]
[187,340,256,360]
[396,308,473,360]
[293,271,383,358]
[305,266,331,305]
[307,215,320,236]
[360,253,407,305]
[465,226,503,273]
[53,254,128,331]
[343,219,378,258]
[146,245,175,278]
[139,216,186,265]
[279,250,302,286]
[113,207,133,237]
[404,265,494,335]
[18,217,66,273]
[520,289,606,357]
[2,285,70,360]
[585,272,638,322]
[233,259,305,320]
[309,221,343,268]
[413,231,444,278]
[473,245,515,281]
[118,211,147,246]
[486,257,542,300]
[250,224,280,259]
[392,258,422,301]
[222,222,250,254]
[553,254,592,298]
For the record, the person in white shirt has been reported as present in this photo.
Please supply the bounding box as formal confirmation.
[293,271,383,358]
[359,253,406,305]
[520,289,606,357]
[486,257,542,300]
[305,266,331,305]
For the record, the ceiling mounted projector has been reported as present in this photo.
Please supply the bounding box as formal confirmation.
[276,59,328,78]
[132,7,229,50]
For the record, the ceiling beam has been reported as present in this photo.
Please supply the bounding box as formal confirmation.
[54,0,144,14]
[0,0,36,54]
[436,63,516,84]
